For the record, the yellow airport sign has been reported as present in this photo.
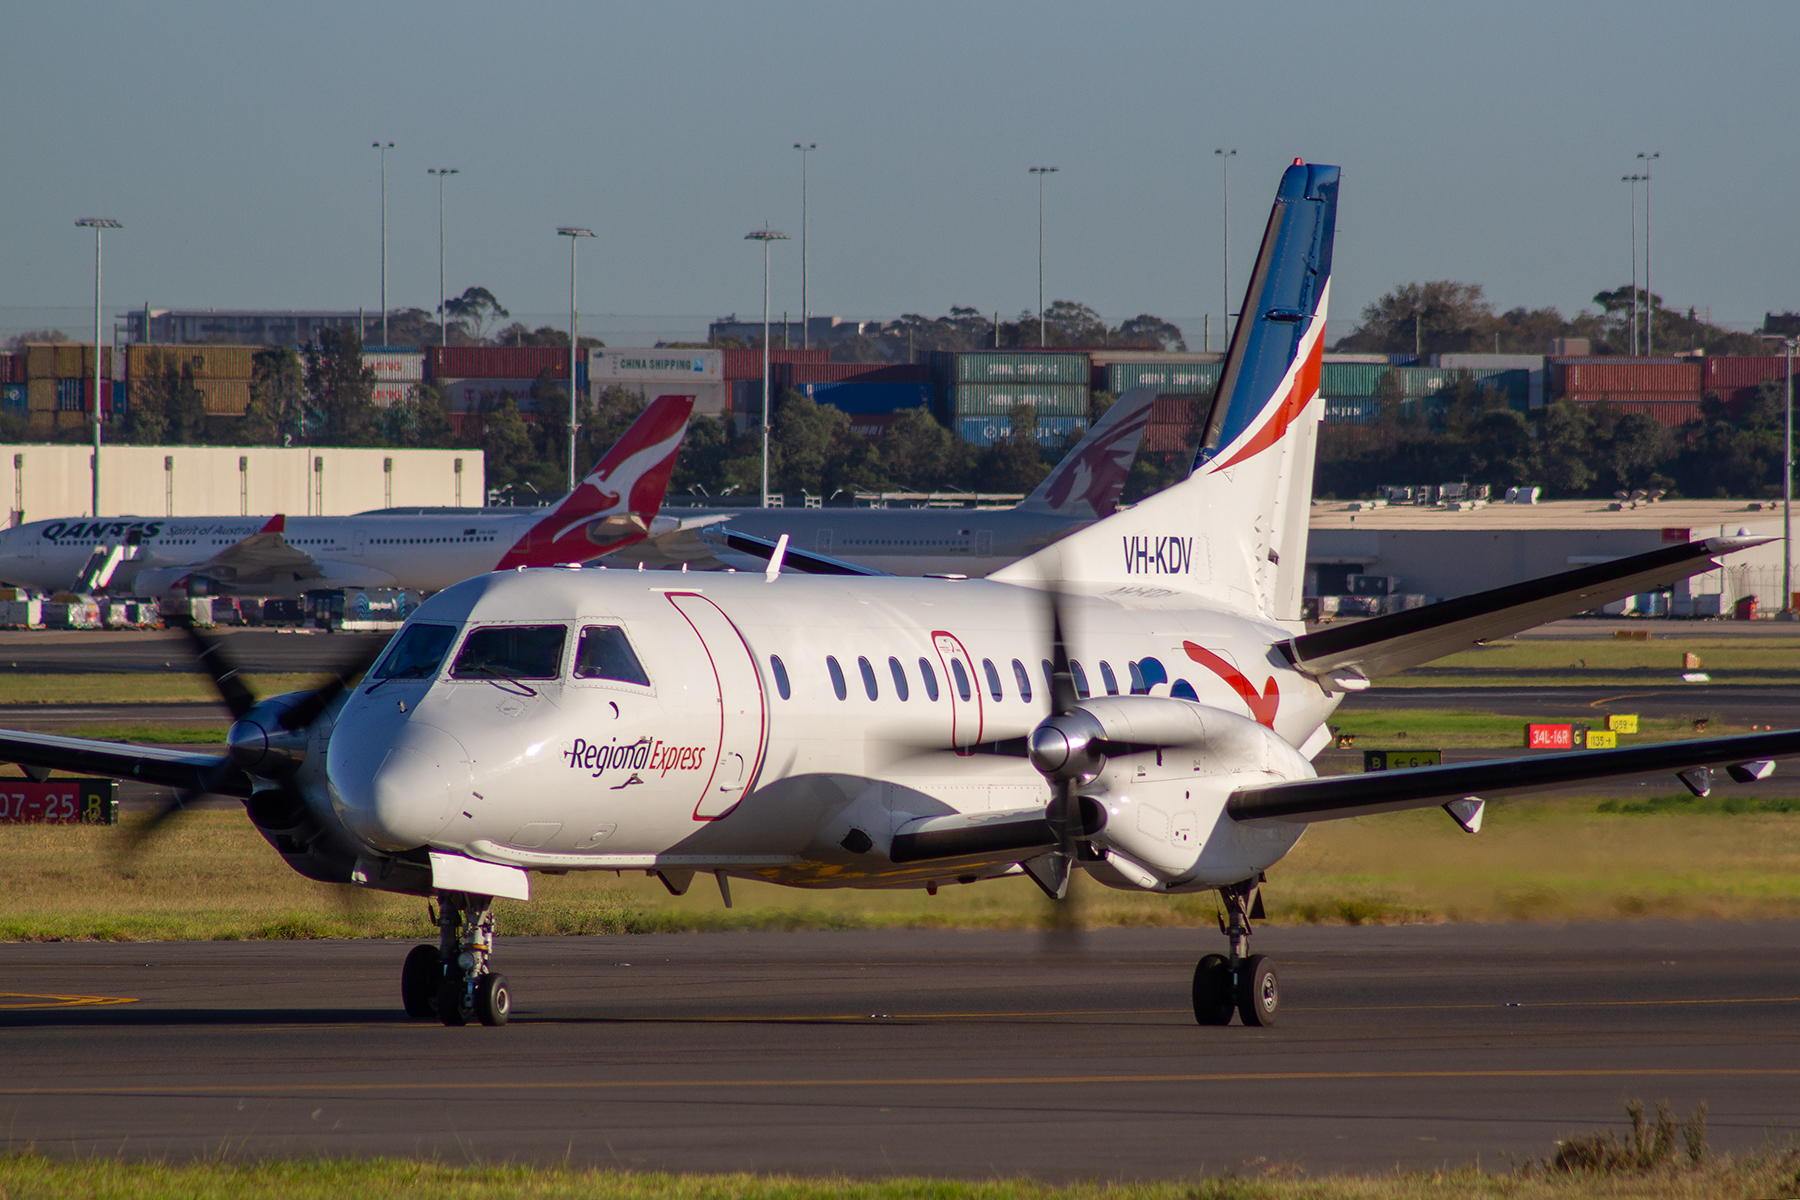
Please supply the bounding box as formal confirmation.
[1586,730,1618,749]
[1608,714,1638,734]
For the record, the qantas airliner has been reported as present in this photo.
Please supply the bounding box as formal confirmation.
[0,395,702,597]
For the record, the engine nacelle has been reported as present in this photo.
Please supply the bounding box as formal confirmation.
[1075,701,1313,891]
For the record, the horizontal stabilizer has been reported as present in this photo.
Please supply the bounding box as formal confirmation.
[1228,727,1800,824]
[1284,536,1767,683]
[0,729,249,797]
[717,529,889,577]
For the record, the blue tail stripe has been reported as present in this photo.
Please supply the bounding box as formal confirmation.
[1196,163,1340,467]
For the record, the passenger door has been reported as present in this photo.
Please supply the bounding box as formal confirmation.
[932,631,983,748]
[666,593,767,819]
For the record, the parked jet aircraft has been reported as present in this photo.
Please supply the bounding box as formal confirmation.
[0,396,704,597]
[681,386,1160,576]
[4,162,1794,1032]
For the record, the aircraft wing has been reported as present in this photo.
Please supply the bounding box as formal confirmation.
[713,528,891,576]
[196,515,321,585]
[597,514,732,571]
[1228,728,1800,825]
[0,729,250,797]
[1282,536,1767,686]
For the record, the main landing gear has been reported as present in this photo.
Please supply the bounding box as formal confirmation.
[401,892,510,1027]
[1192,877,1277,1027]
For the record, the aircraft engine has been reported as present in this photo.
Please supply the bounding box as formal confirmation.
[1029,696,1312,892]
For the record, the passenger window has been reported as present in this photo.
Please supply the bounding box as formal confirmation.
[888,656,910,701]
[1070,660,1091,700]
[826,656,847,700]
[918,657,939,701]
[982,658,1004,701]
[858,656,880,700]
[373,622,456,682]
[573,625,650,685]
[1041,659,1054,695]
[770,654,791,700]
[1011,658,1032,703]
[950,658,972,702]
[1099,661,1119,695]
[1129,661,1147,695]
[452,624,567,681]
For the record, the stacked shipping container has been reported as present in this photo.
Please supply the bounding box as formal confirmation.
[928,351,1091,446]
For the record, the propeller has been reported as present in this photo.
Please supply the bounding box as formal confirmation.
[119,619,385,861]
[1022,582,1087,928]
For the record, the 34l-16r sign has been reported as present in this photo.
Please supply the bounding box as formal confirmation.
[0,778,118,824]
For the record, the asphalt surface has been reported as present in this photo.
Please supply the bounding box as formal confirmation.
[1,924,1796,1176]
[0,627,390,674]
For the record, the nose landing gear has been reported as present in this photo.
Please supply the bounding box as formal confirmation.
[1191,878,1277,1027]
[401,893,511,1026]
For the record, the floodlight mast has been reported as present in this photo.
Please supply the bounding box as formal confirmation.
[745,228,790,508]
[557,227,596,493]
[794,143,816,349]
[1029,167,1058,346]
[1215,149,1237,351]
[76,218,121,518]
[429,169,460,349]
[372,142,394,344]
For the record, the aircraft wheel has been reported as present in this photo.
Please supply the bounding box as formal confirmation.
[1192,953,1234,1025]
[438,967,470,1027]
[401,944,440,1019]
[475,973,511,1027]
[1236,954,1278,1027]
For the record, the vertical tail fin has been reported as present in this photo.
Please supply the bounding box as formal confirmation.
[496,394,696,568]
[1018,386,1159,518]
[994,161,1339,622]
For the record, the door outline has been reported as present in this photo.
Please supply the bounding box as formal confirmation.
[931,630,983,748]
[353,530,367,557]
[666,592,769,820]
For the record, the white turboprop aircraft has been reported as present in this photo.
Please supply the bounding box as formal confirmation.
[0,395,705,597]
[5,161,1794,1031]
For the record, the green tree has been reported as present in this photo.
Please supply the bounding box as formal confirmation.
[475,393,535,489]
[979,403,1051,493]
[122,349,175,445]
[1535,399,1598,493]
[443,287,509,343]
[877,408,966,490]
[1116,314,1187,350]
[303,328,378,445]
[380,382,457,449]
[1333,281,1491,356]
[240,347,304,445]
[770,389,847,496]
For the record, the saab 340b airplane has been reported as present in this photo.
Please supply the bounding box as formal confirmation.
[0,394,702,597]
[4,161,1794,1030]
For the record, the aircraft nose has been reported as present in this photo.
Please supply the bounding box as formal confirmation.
[330,721,470,851]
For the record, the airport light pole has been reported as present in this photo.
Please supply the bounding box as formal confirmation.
[794,143,816,350]
[428,168,459,349]
[745,227,789,507]
[1637,151,1659,355]
[557,227,595,493]
[373,141,394,344]
[1215,149,1236,352]
[1029,167,1058,346]
[76,218,120,519]
[1623,173,1644,355]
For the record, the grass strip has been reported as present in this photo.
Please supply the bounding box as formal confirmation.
[2,1151,1799,1200]
[4,794,1800,941]
[0,673,332,706]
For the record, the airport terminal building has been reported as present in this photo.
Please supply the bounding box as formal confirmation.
[1308,498,1790,616]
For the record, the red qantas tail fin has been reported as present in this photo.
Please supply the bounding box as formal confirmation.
[495,394,696,569]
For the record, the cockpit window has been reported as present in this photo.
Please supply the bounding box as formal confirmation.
[573,625,651,686]
[373,622,456,681]
[451,624,567,681]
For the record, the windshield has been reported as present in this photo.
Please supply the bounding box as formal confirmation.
[574,625,651,686]
[451,625,568,681]
[373,623,457,680]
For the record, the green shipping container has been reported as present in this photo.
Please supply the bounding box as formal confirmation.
[949,383,1088,419]
[1320,364,1528,406]
[951,353,1089,385]
[1319,362,1388,398]
[1107,362,1222,394]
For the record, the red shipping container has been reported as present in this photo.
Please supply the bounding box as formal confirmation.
[722,347,828,379]
[778,362,930,386]
[1570,399,1701,426]
[1704,356,1791,391]
[1552,358,1701,399]
[428,346,583,380]
[0,354,14,384]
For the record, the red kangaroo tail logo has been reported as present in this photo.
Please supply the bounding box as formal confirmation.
[1040,407,1151,516]
[1183,641,1279,728]
[495,395,695,569]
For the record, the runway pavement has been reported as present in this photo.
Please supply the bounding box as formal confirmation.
[2,923,1797,1177]
[0,627,390,674]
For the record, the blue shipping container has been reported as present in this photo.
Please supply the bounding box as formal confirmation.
[958,416,1084,447]
[56,378,82,411]
[800,381,933,414]
[0,384,25,413]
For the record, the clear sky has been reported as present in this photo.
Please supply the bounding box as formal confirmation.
[5,0,1796,347]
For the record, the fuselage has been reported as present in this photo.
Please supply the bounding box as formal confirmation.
[328,567,1338,891]
[678,504,1094,576]
[0,511,551,595]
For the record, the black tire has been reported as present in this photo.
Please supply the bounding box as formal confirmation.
[1236,954,1278,1027]
[438,967,469,1027]
[475,973,511,1027]
[401,944,440,1019]
[1192,953,1234,1025]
